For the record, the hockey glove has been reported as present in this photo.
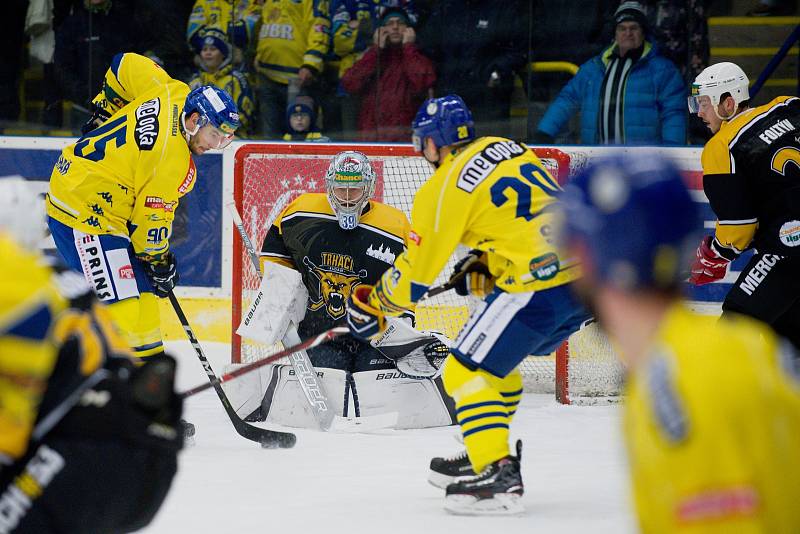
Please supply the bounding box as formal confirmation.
[80,102,112,135]
[145,253,179,298]
[689,236,730,285]
[347,285,386,341]
[449,250,494,297]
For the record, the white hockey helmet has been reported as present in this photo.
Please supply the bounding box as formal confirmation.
[0,176,47,250]
[688,62,750,117]
[325,151,376,230]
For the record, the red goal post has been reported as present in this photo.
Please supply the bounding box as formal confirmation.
[231,142,622,404]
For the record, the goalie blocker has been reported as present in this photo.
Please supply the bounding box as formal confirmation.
[232,262,456,429]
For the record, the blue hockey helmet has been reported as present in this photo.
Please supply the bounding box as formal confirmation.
[411,94,475,152]
[183,85,240,148]
[560,153,701,291]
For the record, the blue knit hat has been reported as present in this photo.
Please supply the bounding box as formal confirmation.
[196,28,231,61]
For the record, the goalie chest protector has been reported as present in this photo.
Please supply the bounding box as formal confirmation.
[261,193,409,334]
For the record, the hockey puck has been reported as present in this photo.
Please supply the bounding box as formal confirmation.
[260,433,297,449]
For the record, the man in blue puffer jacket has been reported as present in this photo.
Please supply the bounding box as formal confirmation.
[534,1,686,145]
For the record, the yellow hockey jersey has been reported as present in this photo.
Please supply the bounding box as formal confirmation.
[254,0,330,83]
[90,53,173,121]
[187,0,261,51]
[371,136,580,312]
[47,56,195,261]
[0,235,128,461]
[625,303,800,533]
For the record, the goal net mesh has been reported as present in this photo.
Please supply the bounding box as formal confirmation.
[232,144,623,403]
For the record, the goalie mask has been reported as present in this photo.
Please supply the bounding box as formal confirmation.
[325,151,376,230]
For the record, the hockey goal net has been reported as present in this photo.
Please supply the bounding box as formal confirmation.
[231,143,623,404]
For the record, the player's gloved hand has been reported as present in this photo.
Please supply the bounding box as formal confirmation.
[449,249,494,297]
[145,253,179,297]
[80,102,112,135]
[689,236,730,285]
[347,285,386,341]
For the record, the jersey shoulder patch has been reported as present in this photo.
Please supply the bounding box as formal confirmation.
[645,348,689,444]
[134,97,161,151]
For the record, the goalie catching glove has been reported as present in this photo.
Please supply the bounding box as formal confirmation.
[449,249,494,297]
[371,317,451,379]
[689,236,730,285]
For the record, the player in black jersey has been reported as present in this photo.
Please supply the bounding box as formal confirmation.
[688,62,800,348]
[260,151,413,372]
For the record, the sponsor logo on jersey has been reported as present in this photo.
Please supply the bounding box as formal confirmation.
[739,253,781,295]
[83,216,102,228]
[134,98,161,150]
[457,140,526,192]
[178,159,197,195]
[89,203,104,216]
[529,253,560,281]
[118,265,135,279]
[758,118,795,145]
[98,192,113,205]
[779,220,800,247]
[676,487,758,524]
[466,333,487,356]
[366,243,396,264]
[76,234,115,301]
[408,230,422,245]
[144,196,165,209]
[55,154,71,175]
[171,104,179,136]
[260,23,294,40]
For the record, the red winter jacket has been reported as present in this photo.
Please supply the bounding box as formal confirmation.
[341,43,436,142]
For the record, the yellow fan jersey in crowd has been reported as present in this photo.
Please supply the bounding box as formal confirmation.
[254,0,330,84]
[370,136,580,314]
[625,303,800,533]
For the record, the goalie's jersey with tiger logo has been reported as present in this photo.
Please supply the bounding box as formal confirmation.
[702,96,800,259]
[46,53,195,261]
[372,136,580,313]
[260,193,410,336]
[625,303,800,533]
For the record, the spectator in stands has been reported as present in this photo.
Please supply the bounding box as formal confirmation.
[254,0,331,138]
[533,1,686,145]
[54,0,138,128]
[340,6,435,142]
[329,1,419,138]
[282,94,327,141]
[1,1,28,123]
[188,28,256,136]
[186,0,261,70]
[420,0,527,129]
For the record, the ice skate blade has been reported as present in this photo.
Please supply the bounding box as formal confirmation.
[444,493,524,516]
[428,471,469,489]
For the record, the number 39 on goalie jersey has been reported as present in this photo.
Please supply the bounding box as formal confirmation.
[375,136,580,311]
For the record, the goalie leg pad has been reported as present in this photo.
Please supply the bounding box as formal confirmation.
[351,370,456,429]
[260,365,348,429]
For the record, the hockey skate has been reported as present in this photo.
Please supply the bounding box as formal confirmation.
[443,441,524,515]
[428,449,476,489]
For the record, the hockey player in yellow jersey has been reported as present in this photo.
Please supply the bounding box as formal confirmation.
[560,153,800,534]
[687,62,800,349]
[47,52,240,359]
[345,95,590,515]
[0,178,183,533]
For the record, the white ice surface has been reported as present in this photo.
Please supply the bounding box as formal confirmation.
[140,341,637,534]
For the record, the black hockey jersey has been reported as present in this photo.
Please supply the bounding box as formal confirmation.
[260,193,410,337]
[702,96,800,258]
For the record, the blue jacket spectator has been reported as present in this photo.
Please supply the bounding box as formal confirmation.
[535,2,686,145]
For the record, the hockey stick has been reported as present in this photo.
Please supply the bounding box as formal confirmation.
[226,201,397,432]
[179,326,348,398]
[167,291,296,448]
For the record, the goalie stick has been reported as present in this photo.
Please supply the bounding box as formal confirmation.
[226,201,398,432]
[168,291,296,448]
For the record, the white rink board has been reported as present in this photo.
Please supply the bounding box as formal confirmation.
[140,340,636,534]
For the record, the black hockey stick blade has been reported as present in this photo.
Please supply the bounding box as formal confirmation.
[168,292,296,448]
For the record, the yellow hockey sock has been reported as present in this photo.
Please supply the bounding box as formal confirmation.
[106,293,164,358]
[442,357,521,473]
